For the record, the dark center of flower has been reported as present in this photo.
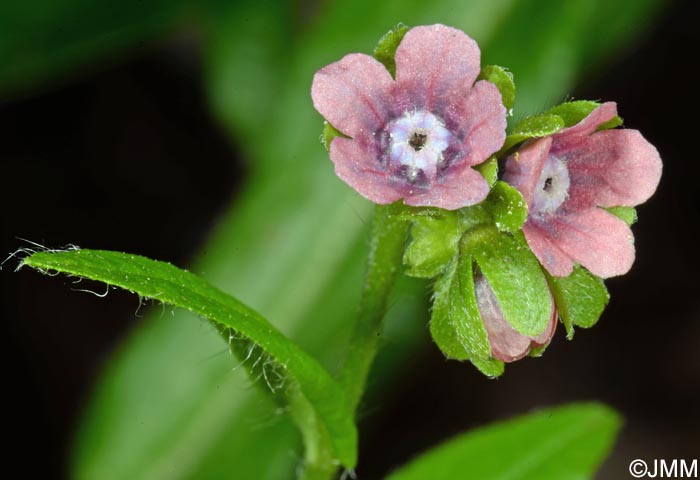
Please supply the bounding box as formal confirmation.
[409,132,427,151]
[543,177,553,191]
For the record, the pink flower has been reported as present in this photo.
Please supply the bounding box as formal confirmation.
[311,24,507,210]
[504,102,662,278]
[475,274,557,362]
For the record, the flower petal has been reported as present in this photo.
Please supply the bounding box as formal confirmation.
[565,129,663,208]
[503,136,553,206]
[540,208,636,278]
[330,137,403,204]
[532,302,558,346]
[522,221,575,277]
[475,275,533,362]
[394,24,480,111]
[311,53,393,137]
[404,165,490,210]
[453,80,507,167]
[552,101,618,150]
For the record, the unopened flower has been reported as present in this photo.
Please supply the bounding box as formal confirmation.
[475,274,557,362]
[311,24,507,210]
[504,102,662,278]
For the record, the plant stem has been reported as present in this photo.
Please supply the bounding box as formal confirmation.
[340,203,409,413]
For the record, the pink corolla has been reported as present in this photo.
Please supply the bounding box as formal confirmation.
[475,274,557,362]
[504,102,662,278]
[311,24,507,210]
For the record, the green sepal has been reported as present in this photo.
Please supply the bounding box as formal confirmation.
[545,100,600,127]
[429,256,496,374]
[546,265,609,339]
[475,156,498,187]
[502,114,565,151]
[321,121,346,151]
[468,229,552,337]
[604,206,637,226]
[478,65,515,110]
[483,181,528,233]
[544,100,623,130]
[373,23,410,77]
[470,356,505,377]
[403,211,461,278]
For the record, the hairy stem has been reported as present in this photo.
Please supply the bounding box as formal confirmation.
[340,203,409,413]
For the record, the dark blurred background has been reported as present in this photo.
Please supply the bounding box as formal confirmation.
[2,0,698,478]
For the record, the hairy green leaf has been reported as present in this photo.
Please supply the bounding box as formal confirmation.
[22,249,357,468]
[546,266,609,339]
[404,212,461,279]
[478,65,516,110]
[485,181,528,233]
[469,229,551,337]
[475,156,499,187]
[386,403,621,480]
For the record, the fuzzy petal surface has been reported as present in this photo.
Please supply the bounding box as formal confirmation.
[475,275,556,362]
[311,53,393,137]
[453,80,508,166]
[330,137,403,204]
[394,24,480,112]
[565,129,663,209]
[503,136,553,205]
[522,221,576,277]
[536,208,636,278]
[403,164,490,209]
[553,102,618,148]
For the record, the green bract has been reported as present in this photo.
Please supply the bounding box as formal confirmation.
[478,65,516,110]
[404,184,551,376]
[373,22,410,77]
[546,266,609,339]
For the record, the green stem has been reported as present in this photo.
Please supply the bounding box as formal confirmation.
[340,203,410,413]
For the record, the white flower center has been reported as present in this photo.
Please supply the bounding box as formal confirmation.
[531,156,570,215]
[386,111,451,182]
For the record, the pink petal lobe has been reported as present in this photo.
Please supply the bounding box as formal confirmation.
[546,208,636,278]
[522,221,575,277]
[503,137,553,206]
[453,80,507,167]
[330,137,402,204]
[475,275,533,362]
[404,165,490,210]
[394,24,480,111]
[553,102,618,151]
[566,129,663,208]
[532,302,558,346]
[311,53,393,137]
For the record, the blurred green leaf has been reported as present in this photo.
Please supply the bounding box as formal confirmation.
[22,249,357,468]
[0,0,190,96]
[386,403,621,480]
[57,0,664,477]
[546,266,609,339]
[478,65,515,110]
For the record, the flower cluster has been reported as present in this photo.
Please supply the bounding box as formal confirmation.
[312,24,662,375]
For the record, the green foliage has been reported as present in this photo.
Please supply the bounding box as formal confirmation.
[386,403,621,480]
[503,114,565,151]
[605,206,638,226]
[0,0,189,95]
[408,185,548,375]
[545,100,623,130]
[1,0,664,477]
[322,122,345,151]
[475,156,499,187]
[478,65,516,110]
[22,249,357,469]
[373,22,410,77]
[546,266,609,339]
